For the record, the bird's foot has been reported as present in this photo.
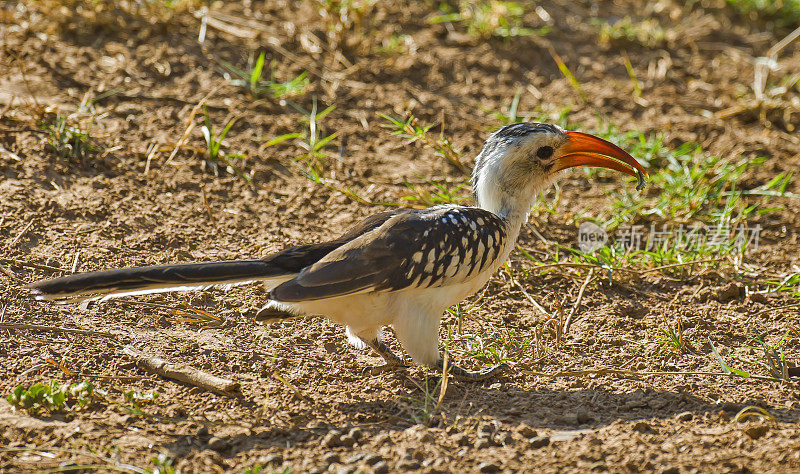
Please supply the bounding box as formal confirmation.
[435,360,509,382]
[361,362,408,376]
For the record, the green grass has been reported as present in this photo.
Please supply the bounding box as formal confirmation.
[429,0,548,39]
[200,108,252,185]
[656,314,686,353]
[381,112,466,173]
[711,331,792,380]
[221,51,309,100]
[456,329,531,364]
[264,97,337,176]
[401,178,469,207]
[592,16,668,48]
[7,379,162,419]
[726,0,800,27]
[43,114,101,164]
[7,380,98,415]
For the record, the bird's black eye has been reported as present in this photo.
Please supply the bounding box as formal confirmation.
[536,146,554,160]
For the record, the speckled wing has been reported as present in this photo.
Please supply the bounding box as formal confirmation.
[270,206,508,302]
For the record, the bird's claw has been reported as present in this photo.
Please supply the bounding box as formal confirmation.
[361,363,407,376]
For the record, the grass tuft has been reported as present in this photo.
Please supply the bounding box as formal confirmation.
[43,114,101,165]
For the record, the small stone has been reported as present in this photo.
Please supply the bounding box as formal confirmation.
[749,293,767,304]
[453,433,470,446]
[745,425,769,439]
[662,467,680,474]
[516,424,537,438]
[349,427,364,440]
[477,420,499,437]
[337,466,356,474]
[263,453,282,465]
[363,454,382,466]
[632,421,654,433]
[322,453,340,465]
[372,461,389,474]
[344,453,365,464]
[715,282,744,302]
[197,426,209,437]
[396,460,421,470]
[676,411,693,422]
[529,436,550,449]
[373,433,391,446]
[323,432,342,448]
[207,436,227,451]
[340,434,356,447]
[576,408,593,424]
[474,437,491,449]
[493,431,513,446]
[478,461,501,473]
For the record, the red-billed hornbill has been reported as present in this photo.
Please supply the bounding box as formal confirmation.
[28,122,647,380]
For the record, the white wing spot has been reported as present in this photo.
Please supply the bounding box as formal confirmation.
[469,221,477,230]
[412,251,423,263]
[446,260,459,278]
[424,261,434,273]
[476,217,485,226]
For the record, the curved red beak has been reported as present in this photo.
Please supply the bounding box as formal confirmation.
[555,131,648,190]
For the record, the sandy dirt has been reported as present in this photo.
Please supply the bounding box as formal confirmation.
[1,0,799,472]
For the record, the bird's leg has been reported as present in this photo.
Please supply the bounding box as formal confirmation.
[434,358,508,382]
[362,338,409,376]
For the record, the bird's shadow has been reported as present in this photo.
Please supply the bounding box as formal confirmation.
[161,377,800,460]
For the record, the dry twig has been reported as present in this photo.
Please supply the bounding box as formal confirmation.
[563,268,594,334]
[123,345,239,396]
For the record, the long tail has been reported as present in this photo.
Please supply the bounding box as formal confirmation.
[26,259,296,302]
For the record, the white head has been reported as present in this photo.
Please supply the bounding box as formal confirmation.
[471,122,647,223]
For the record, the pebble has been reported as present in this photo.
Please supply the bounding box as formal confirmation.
[516,424,537,438]
[348,427,364,440]
[676,411,693,422]
[263,453,282,465]
[453,433,470,446]
[745,425,769,439]
[372,461,389,474]
[493,432,513,446]
[340,434,357,447]
[373,433,391,446]
[344,453,364,464]
[207,436,227,451]
[363,454,382,466]
[474,438,491,449]
[322,453,340,465]
[478,461,500,473]
[323,431,342,448]
[396,460,421,470]
[632,421,654,433]
[529,435,550,448]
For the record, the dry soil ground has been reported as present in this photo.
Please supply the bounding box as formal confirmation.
[1,0,800,472]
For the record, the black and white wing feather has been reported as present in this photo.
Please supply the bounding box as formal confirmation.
[270,206,508,302]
